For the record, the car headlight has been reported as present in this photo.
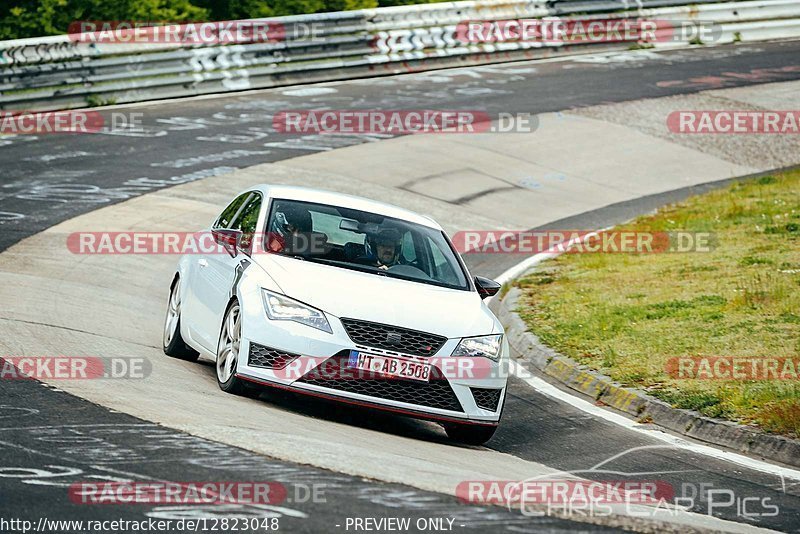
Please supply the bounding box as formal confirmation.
[261,289,332,334]
[451,334,503,361]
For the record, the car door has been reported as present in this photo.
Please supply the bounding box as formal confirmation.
[182,191,254,351]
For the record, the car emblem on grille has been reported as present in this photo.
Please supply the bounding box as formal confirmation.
[386,332,402,345]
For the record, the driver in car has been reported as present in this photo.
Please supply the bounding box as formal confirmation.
[359,228,402,270]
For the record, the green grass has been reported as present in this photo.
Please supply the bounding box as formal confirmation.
[516,170,800,436]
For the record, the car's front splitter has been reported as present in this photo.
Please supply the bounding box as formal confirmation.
[236,372,502,427]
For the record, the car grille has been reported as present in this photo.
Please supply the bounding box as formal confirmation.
[296,353,463,412]
[471,388,502,412]
[340,318,447,357]
[248,343,300,370]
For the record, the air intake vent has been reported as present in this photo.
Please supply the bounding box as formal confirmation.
[471,387,502,412]
[248,343,300,370]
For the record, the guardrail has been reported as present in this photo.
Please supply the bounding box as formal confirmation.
[1,0,798,111]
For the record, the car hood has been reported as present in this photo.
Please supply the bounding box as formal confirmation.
[252,254,497,338]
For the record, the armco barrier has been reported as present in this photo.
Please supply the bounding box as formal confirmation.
[0,0,799,111]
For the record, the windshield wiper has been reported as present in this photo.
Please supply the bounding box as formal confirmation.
[313,257,389,276]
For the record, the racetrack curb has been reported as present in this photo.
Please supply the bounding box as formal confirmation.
[490,286,800,469]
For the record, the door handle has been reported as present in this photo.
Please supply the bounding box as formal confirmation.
[198,259,208,268]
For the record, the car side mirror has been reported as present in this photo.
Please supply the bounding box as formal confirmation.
[475,276,501,299]
[212,229,242,257]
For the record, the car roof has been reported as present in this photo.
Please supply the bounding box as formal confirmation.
[247,184,443,230]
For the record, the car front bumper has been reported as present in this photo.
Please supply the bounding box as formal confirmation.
[236,305,508,425]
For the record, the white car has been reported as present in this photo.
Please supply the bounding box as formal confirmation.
[163,185,508,444]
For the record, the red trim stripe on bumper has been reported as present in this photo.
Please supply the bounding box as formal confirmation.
[236,373,499,427]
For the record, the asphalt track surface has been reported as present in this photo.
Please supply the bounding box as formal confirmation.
[2,41,800,532]
[0,378,609,533]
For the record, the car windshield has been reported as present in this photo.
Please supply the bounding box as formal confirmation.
[264,198,469,290]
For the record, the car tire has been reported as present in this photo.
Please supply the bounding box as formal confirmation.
[443,423,497,445]
[163,277,199,362]
[216,300,248,395]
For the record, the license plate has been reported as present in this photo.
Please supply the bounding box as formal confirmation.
[348,350,431,382]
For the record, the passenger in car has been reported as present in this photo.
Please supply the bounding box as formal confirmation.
[270,204,330,256]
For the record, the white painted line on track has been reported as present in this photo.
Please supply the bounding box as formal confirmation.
[510,360,800,482]
[493,233,800,482]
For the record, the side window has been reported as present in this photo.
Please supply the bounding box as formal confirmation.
[425,235,457,284]
[232,193,262,234]
[429,238,447,267]
[230,193,262,254]
[214,192,250,229]
[401,231,416,263]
